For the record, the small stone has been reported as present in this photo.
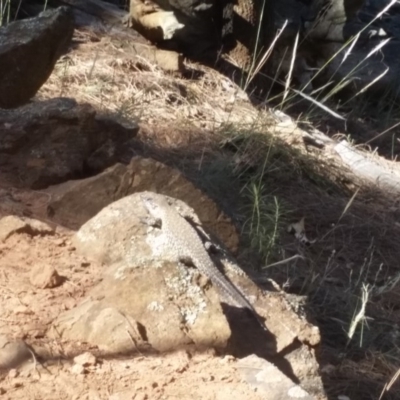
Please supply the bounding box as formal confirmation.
[71,363,86,375]
[134,393,147,400]
[30,264,63,289]
[24,219,54,235]
[13,305,31,315]
[288,386,309,397]
[73,352,97,367]
[0,337,31,369]
[108,391,138,400]
[54,238,66,246]
[11,379,23,388]
[8,369,18,379]
[219,355,235,364]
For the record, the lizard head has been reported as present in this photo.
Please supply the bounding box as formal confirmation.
[140,193,164,218]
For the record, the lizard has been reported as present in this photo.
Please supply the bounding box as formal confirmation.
[140,192,267,331]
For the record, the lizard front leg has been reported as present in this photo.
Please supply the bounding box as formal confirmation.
[172,200,227,257]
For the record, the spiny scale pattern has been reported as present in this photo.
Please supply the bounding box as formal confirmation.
[141,193,265,328]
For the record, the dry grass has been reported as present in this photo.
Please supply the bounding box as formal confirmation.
[39,32,267,132]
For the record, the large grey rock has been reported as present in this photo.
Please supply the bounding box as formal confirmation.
[50,192,232,354]
[47,190,322,393]
[0,6,74,109]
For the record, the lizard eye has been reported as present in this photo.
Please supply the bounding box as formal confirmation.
[146,198,156,208]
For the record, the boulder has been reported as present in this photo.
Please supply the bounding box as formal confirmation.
[0,6,74,108]
[50,192,233,353]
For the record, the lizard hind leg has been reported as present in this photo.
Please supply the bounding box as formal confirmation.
[140,216,162,228]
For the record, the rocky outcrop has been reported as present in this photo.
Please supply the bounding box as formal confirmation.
[127,0,239,60]
[127,0,184,42]
[45,157,240,252]
[48,191,322,396]
[0,98,138,189]
[126,0,277,67]
[50,192,234,354]
[0,6,74,109]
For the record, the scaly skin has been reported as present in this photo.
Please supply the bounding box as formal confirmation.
[140,193,267,331]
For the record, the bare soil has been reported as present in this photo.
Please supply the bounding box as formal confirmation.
[0,200,263,400]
